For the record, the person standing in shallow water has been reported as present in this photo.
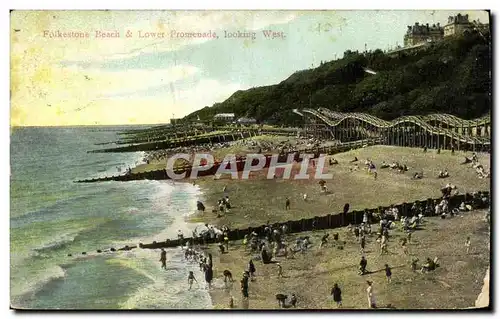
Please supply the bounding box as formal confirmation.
[188,271,197,290]
[159,248,167,270]
[205,254,214,288]
[285,197,290,210]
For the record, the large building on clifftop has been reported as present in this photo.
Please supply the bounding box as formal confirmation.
[404,22,444,46]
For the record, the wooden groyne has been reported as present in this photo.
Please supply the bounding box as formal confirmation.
[92,128,299,153]
[76,153,302,183]
[76,139,379,183]
[114,126,300,146]
[72,191,489,255]
[90,130,261,153]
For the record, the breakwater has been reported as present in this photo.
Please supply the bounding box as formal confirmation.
[89,130,260,153]
[69,191,489,255]
[76,139,379,183]
[115,126,301,145]
[92,128,299,153]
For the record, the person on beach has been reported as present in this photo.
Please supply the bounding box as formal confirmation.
[290,294,297,308]
[360,235,366,254]
[204,254,213,288]
[277,263,283,278]
[224,196,231,209]
[248,260,256,280]
[241,273,249,299]
[223,270,234,284]
[385,264,392,283]
[331,283,342,307]
[320,233,329,248]
[411,258,419,272]
[465,236,471,254]
[380,235,388,255]
[224,235,229,251]
[285,197,291,210]
[343,203,350,215]
[401,238,409,255]
[359,256,368,275]
[188,271,198,290]
[159,248,167,270]
[366,281,376,308]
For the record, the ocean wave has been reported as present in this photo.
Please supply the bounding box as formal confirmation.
[109,182,204,248]
[10,265,68,309]
[10,187,118,228]
[89,152,146,179]
[32,232,78,255]
[117,248,212,310]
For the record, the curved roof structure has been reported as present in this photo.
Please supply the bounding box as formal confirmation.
[298,108,490,145]
[317,107,491,127]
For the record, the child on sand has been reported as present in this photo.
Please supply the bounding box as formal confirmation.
[277,263,283,277]
[465,236,471,254]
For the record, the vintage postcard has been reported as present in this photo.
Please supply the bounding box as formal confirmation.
[10,10,491,310]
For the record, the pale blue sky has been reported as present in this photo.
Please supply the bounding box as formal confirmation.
[12,10,489,125]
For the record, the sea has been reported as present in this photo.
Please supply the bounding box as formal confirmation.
[10,126,213,310]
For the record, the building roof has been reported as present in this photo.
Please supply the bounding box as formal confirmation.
[214,113,235,117]
[237,117,257,122]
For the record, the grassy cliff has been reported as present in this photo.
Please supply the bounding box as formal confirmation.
[184,31,491,126]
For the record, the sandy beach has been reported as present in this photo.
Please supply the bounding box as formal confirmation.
[202,209,490,309]
[190,146,490,229]
[184,145,490,309]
